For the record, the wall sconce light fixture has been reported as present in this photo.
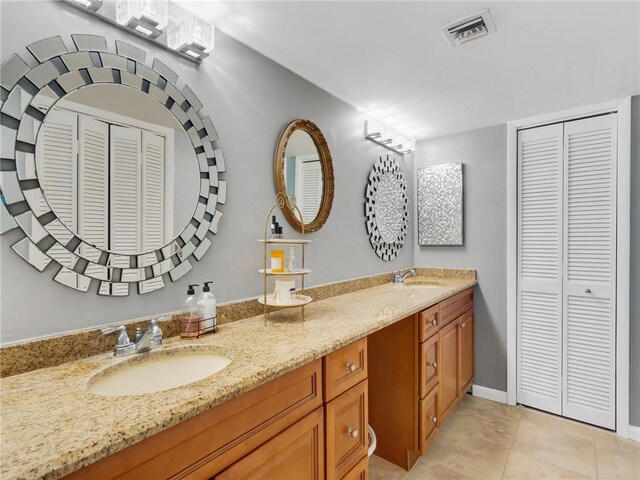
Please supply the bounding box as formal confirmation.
[365,119,415,155]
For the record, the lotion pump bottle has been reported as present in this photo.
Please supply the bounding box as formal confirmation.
[182,284,201,338]
[198,281,217,333]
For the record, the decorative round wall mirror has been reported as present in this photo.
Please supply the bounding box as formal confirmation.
[274,119,334,232]
[365,156,408,261]
[0,35,226,296]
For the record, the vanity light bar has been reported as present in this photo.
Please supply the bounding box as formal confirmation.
[60,0,213,63]
[365,119,415,155]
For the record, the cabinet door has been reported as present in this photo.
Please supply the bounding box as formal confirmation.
[326,380,368,480]
[420,334,439,398]
[457,309,474,396]
[438,320,458,423]
[214,407,324,480]
[419,386,439,454]
[341,456,369,480]
[324,338,368,402]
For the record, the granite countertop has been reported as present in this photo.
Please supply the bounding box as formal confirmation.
[0,277,476,480]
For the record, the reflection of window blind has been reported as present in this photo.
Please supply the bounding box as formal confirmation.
[142,131,165,251]
[110,125,141,255]
[300,161,322,223]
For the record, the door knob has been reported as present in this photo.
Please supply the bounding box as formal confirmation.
[345,362,357,373]
[347,428,359,439]
[430,361,438,369]
[459,322,466,329]
[585,288,592,294]
[430,319,437,326]
[431,416,437,423]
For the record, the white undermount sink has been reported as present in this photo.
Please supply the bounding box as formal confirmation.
[88,347,232,397]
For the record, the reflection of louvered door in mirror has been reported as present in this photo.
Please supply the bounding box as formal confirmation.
[517,114,618,430]
[141,130,166,252]
[297,158,322,224]
[562,114,617,429]
[517,123,564,415]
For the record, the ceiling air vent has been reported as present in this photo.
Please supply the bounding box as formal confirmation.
[440,8,496,47]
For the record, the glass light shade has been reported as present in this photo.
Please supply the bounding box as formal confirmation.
[116,0,168,30]
[70,0,103,11]
[168,16,215,58]
[364,119,415,155]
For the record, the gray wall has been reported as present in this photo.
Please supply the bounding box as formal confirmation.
[630,96,640,427]
[413,125,508,394]
[0,0,414,344]
[415,106,640,427]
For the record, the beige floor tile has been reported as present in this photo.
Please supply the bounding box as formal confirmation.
[422,423,510,480]
[407,455,473,480]
[519,409,598,441]
[502,451,591,480]
[511,421,597,479]
[458,395,524,421]
[444,404,519,449]
[596,440,640,480]
[369,454,408,480]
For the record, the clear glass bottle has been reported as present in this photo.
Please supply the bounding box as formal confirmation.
[181,284,202,338]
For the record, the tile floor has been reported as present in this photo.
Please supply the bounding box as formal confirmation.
[369,395,639,480]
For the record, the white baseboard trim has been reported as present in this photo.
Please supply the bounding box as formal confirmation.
[471,385,508,404]
[628,425,640,442]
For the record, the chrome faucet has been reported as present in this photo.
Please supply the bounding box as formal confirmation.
[102,317,167,357]
[394,269,417,283]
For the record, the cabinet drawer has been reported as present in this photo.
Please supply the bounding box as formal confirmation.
[440,288,473,326]
[341,456,369,480]
[419,305,439,341]
[419,386,439,454]
[214,407,324,480]
[420,334,439,398]
[65,360,322,480]
[324,338,368,402]
[325,380,369,480]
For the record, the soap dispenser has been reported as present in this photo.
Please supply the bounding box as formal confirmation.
[198,281,217,333]
[182,284,201,338]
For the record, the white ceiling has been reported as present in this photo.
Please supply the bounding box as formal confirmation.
[174,1,640,140]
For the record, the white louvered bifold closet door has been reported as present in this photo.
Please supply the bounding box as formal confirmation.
[141,131,165,252]
[36,109,78,232]
[110,125,141,255]
[562,114,617,429]
[517,124,564,415]
[78,116,108,255]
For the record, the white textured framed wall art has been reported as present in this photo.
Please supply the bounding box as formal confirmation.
[417,162,464,246]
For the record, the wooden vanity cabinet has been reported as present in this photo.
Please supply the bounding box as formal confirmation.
[368,287,474,470]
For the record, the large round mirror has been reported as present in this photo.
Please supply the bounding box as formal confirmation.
[274,119,334,232]
[35,84,200,255]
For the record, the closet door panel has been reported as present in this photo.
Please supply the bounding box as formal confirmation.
[110,125,141,255]
[517,124,563,414]
[563,114,617,429]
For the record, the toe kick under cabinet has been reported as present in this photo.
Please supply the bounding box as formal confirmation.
[368,287,474,470]
[64,339,369,480]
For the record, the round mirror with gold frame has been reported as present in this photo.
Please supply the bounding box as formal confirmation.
[274,119,334,233]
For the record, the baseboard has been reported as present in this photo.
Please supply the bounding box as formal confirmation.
[628,425,640,442]
[471,384,507,404]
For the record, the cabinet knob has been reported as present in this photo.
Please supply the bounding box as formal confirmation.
[430,361,438,369]
[347,428,359,439]
[431,416,437,424]
[430,319,437,327]
[459,322,466,329]
[585,288,592,294]
[345,362,357,373]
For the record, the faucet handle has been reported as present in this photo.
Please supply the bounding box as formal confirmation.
[101,325,131,348]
